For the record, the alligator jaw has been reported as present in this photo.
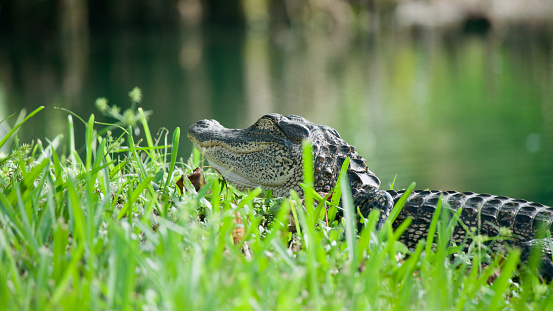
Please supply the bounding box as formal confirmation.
[205,160,261,190]
[187,139,274,191]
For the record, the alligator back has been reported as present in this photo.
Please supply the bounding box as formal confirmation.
[386,190,553,249]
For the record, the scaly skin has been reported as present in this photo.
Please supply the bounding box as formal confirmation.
[387,190,553,248]
[188,113,553,278]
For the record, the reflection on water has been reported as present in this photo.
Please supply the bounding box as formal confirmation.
[1,27,552,205]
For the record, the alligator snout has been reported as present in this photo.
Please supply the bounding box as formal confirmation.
[187,119,224,141]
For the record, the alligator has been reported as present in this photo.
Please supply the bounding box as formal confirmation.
[188,113,553,277]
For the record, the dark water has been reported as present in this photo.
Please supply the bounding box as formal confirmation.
[1,27,552,205]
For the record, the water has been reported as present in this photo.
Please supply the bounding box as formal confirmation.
[1,27,552,205]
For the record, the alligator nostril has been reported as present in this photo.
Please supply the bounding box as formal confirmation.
[188,119,223,137]
[197,120,210,128]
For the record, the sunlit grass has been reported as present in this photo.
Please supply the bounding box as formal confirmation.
[0,90,552,310]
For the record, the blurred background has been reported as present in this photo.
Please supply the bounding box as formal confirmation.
[1,0,552,204]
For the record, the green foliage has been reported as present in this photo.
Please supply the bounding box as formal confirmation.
[94,87,152,130]
[0,91,552,310]
[0,106,44,150]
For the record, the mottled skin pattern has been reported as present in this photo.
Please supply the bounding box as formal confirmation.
[188,113,553,278]
[388,190,553,249]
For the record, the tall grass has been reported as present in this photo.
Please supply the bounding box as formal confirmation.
[0,91,552,310]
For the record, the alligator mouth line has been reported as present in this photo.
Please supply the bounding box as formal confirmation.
[191,139,273,154]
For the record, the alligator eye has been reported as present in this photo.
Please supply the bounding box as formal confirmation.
[277,119,309,143]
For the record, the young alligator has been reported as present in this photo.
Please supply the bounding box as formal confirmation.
[188,113,553,277]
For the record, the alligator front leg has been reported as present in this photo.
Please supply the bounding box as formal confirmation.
[352,186,394,230]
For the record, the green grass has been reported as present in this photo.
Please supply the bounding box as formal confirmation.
[1,91,553,310]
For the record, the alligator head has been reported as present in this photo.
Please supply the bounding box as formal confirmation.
[187,113,380,197]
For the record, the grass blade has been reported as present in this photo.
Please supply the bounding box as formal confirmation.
[164,127,180,193]
[116,176,154,220]
[0,106,44,149]
[387,182,415,225]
